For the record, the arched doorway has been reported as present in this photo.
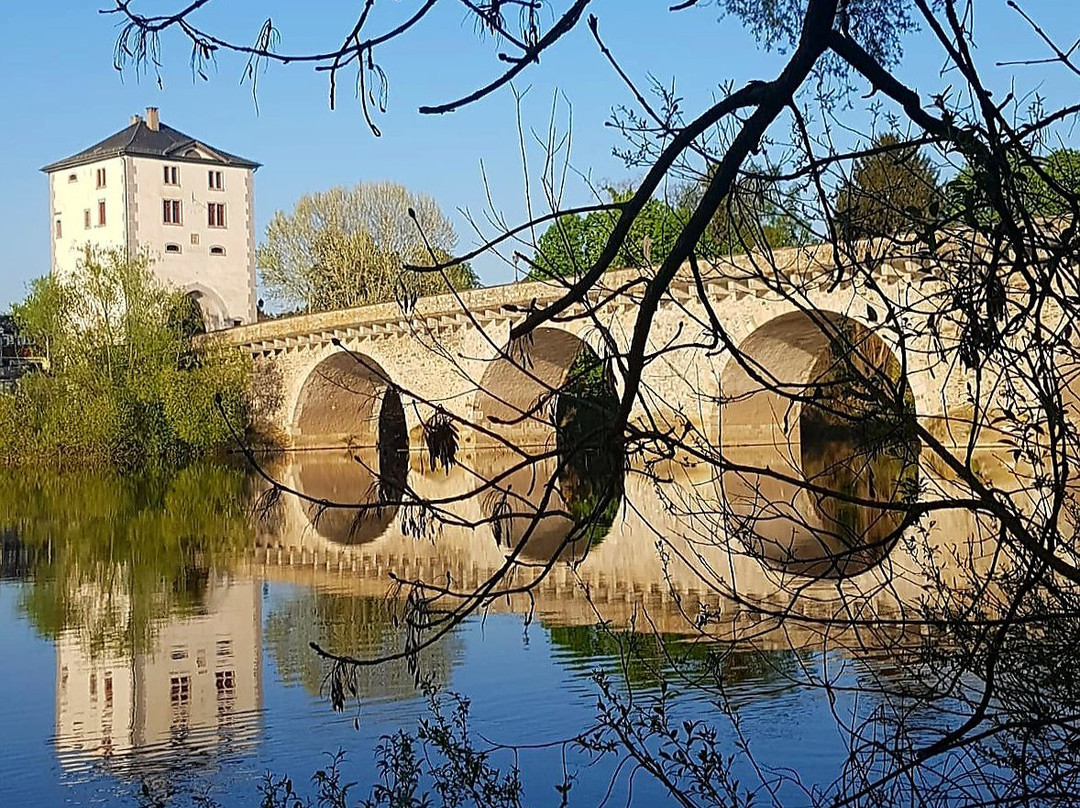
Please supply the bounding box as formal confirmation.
[719,310,920,578]
[182,285,229,332]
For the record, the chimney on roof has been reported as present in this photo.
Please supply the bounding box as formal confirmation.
[145,107,160,131]
[130,114,142,126]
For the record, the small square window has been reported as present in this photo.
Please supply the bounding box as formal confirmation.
[170,675,190,704]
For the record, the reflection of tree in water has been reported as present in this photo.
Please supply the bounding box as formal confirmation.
[797,323,921,576]
[546,623,802,695]
[1,530,28,580]
[265,592,460,702]
[0,463,252,654]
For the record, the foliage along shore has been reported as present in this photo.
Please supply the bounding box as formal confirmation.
[0,247,256,470]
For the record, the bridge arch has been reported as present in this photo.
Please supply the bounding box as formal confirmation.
[469,326,625,562]
[472,326,618,448]
[292,350,407,454]
[719,309,920,579]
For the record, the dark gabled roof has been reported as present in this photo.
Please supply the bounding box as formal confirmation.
[41,118,261,173]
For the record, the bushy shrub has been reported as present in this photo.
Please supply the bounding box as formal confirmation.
[1,246,252,468]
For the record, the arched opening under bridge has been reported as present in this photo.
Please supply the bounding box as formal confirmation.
[293,351,406,452]
[719,310,920,579]
[473,327,624,563]
[291,351,409,542]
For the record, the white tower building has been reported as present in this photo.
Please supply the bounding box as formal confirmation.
[42,107,260,329]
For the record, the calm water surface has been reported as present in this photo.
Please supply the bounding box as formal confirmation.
[0,455,903,807]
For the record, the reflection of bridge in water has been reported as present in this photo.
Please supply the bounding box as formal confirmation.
[251,448,1004,639]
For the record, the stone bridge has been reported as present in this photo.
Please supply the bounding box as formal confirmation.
[209,245,1035,593]
[215,245,977,456]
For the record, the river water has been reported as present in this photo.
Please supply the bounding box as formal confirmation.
[0,451,955,807]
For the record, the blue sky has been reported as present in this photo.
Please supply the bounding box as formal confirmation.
[2,1,1078,307]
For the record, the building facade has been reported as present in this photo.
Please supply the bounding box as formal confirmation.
[42,107,259,329]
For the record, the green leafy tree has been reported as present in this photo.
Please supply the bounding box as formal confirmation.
[530,180,801,281]
[688,168,808,254]
[946,147,1080,226]
[0,246,251,467]
[258,182,479,312]
[834,133,942,240]
[529,194,688,280]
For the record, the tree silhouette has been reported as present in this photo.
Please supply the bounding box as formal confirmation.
[834,133,941,240]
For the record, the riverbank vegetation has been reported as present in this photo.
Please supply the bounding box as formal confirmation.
[0,247,251,468]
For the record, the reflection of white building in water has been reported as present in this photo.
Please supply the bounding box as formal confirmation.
[55,575,262,769]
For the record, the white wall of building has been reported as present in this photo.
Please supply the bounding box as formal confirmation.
[128,155,256,328]
[47,151,257,329]
[49,156,127,280]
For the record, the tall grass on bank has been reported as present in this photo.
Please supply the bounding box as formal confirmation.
[0,247,251,467]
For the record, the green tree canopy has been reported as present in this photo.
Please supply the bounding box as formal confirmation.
[945,147,1080,226]
[529,179,802,281]
[834,133,942,240]
[258,182,479,312]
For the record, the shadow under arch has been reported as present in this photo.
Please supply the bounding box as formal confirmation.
[719,309,920,579]
[471,327,625,563]
[293,351,403,451]
[473,327,607,448]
